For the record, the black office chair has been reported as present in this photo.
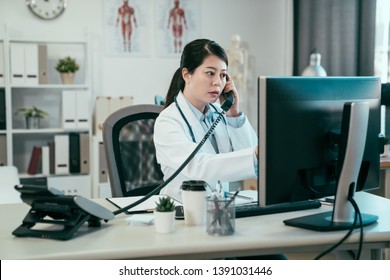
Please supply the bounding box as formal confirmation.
[103,104,164,197]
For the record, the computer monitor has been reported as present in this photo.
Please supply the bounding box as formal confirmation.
[258,76,381,231]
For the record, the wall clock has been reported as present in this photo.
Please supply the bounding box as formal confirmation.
[26,0,67,20]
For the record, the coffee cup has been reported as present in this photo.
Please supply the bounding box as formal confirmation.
[180,180,207,226]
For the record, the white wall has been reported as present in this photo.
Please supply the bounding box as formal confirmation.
[0,0,292,114]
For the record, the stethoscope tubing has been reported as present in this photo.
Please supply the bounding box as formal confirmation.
[174,96,233,152]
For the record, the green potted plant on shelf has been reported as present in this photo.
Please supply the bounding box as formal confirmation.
[15,106,49,129]
[55,56,79,84]
[154,196,176,234]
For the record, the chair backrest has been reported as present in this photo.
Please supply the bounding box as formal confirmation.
[103,104,164,197]
[0,166,22,204]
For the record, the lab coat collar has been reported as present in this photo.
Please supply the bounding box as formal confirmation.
[176,92,231,153]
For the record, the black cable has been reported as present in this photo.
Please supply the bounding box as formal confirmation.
[113,109,228,216]
[349,197,364,259]
[314,197,363,260]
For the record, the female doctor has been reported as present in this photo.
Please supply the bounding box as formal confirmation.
[153,39,258,202]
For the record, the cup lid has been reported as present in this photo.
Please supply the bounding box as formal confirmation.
[180,180,207,191]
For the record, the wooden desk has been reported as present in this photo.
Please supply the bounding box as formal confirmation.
[1,192,390,260]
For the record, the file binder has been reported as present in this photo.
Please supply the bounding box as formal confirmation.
[41,146,50,175]
[0,43,4,85]
[76,91,90,129]
[98,141,108,183]
[10,44,25,85]
[0,89,5,130]
[38,44,48,84]
[94,96,134,138]
[24,44,39,86]
[48,140,55,174]
[62,90,77,129]
[108,96,121,115]
[79,133,90,174]
[54,134,69,174]
[0,134,6,166]
[69,133,81,174]
[119,96,134,108]
[10,43,39,85]
[94,96,110,137]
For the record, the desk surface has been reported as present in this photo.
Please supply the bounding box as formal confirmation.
[1,192,390,260]
[380,155,390,168]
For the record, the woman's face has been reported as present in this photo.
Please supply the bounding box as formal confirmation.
[182,55,227,112]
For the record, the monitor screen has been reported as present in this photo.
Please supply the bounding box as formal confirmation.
[257,76,381,207]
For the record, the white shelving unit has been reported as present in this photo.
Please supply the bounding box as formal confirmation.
[1,28,93,198]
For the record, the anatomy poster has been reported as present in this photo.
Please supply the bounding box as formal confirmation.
[105,0,151,56]
[156,0,201,56]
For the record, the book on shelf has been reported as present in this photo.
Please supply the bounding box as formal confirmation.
[27,146,42,175]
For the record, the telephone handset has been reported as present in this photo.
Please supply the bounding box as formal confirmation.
[221,90,235,112]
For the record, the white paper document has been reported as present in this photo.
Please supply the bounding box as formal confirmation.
[228,190,258,206]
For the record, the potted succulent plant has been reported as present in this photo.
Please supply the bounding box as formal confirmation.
[16,106,48,129]
[55,56,79,84]
[154,196,176,234]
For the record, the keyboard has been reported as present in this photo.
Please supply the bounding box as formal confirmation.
[235,200,322,218]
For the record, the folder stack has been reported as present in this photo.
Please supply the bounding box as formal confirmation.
[62,90,90,130]
[10,43,40,86]
[93,96,133,139]
[26,132,90,176]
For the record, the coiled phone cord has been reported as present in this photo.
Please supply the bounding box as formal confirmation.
[112,103,231,216]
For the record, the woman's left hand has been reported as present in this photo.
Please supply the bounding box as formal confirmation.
[220,74,240,117]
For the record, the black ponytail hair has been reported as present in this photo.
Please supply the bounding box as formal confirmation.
[164,39,228,108]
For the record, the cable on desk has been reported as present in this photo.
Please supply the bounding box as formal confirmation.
[314,197,363,260]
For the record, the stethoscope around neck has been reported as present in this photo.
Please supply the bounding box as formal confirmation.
[174,95,233,152]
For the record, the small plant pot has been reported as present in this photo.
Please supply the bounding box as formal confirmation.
[60,73,75,84]
[25,117,40,129]
[154,211,175,234]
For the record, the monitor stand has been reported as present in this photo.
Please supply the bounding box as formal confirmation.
[283,210,378,232]
[284,102,378,231]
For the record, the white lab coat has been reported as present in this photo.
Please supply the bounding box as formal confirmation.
[154,92,257,202]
